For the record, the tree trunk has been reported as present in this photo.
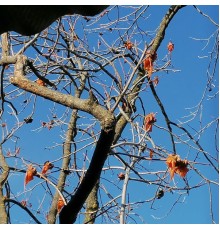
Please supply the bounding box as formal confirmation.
[84,181,99,224]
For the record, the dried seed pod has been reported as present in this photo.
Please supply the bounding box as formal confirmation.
[118,172,125,180]
[156,188,164,199]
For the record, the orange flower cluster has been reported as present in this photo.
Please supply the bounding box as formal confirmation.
[25,165,37,185]
[166,154,189,180]
[144,113,157,132]
[167,41,174,53]
[42,161,54,174]
[143,50,157,78]
[124,41,133,50]
[57,197,65,213]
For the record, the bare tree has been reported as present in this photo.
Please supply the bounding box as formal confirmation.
[0,5,218,224]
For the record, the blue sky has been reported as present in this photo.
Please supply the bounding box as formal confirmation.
[1,4,219,225]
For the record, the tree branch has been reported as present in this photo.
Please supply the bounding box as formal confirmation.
[4,199,42,224]
[9,55,115,132]
[59,129,115,223]
[84,181,99,224]
[0,145,9,224]
[47,110,78,224]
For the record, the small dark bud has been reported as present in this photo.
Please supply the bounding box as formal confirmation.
[24,117,33,124]
[156,188,164,199]
[118,172,125,180]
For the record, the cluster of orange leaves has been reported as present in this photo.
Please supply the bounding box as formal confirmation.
[124,40,133,50]
[57,197,65,213]
[144,113,157,132]
[143,50,157,78]
[24,164,65,213]
[166,154,189,180]
[25,161,54,185]
[143,42,174,79]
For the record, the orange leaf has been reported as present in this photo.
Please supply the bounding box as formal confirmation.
[175,159,189,178]
[144,113,156,132]
[124,41,133,50]
[57,197,65,213]
[166,154,189,179]
[118,172,125,180]
[149,149,154,159]
[167,41,174,52]
[42,161,54,174]
[166,154,179,169]
[169,167,176,180]
[143,51,157,78]
[175,166,189,178]
[36,79,46,87]
[143,57,153,78]
[25,165,37,185]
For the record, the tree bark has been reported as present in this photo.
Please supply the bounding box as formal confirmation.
[59,128,115,223]
[47,110,78,224]
[84,181,99,224]
[0,145,9,224]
